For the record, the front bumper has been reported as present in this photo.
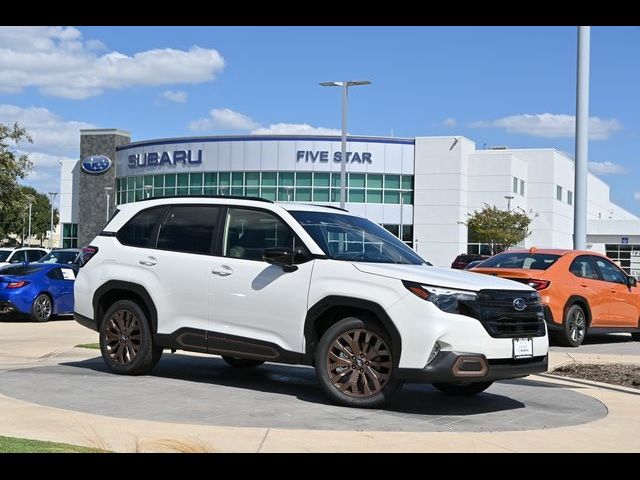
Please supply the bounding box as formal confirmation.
[397,351,548,383]
[74,311,98,331]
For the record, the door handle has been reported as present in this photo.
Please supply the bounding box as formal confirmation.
[139,257,157,266]
[610,289,617,294]
[580,284,588,288]
[212,265,233,277]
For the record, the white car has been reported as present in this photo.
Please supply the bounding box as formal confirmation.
[74,197,548,407]
[0,247,49,267]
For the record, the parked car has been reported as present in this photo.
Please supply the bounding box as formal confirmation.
[37,248,81,265]
[74,197,548,408]
[470,248,640,347]
[0,247,49,267]
[451,254,490,270]
[0,263,77,322]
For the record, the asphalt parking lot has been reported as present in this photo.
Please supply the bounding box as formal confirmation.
[1,318,639,452]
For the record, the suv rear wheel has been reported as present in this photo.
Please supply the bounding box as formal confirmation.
[315,316,401,408]
[99,299,163,375]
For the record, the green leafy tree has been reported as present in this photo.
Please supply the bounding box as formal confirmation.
[0,122,33,221]
[20,186,59,246]
[466,204,532,254]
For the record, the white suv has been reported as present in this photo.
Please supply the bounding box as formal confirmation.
[0,247,49,267]
[74,197,548,407]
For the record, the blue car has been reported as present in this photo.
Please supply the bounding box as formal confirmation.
[0,263,77,322]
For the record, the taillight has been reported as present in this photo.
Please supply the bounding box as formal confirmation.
[527,279,550,290]
[7,281,29,289]
[79,246,99,267]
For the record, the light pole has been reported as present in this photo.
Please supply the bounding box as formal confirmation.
[320,80,371,209]
[574,26,590,250]
[48,192,58,249]
[504,195,514,212]
[27,202,32,247]
[104,187,113,222]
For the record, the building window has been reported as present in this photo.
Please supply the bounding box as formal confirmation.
[567,190,573,205]
[115,172,414,206]
[519,179,525,196]
[513,177,518,194]
[62,223,78,248]
[556,185,563,201]
[381,224,414,249]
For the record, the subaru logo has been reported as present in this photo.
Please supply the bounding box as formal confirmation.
[513,298,527,311]
[81,155,112,174]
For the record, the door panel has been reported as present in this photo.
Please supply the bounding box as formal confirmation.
[592,256,638,327]
[568,256,608,326]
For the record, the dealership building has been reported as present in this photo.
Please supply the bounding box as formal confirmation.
[60,129,640,276]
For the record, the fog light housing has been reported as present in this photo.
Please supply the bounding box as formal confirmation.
[426,342,441,365]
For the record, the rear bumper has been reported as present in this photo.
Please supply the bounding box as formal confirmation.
[397,351,548,383]
[74,311,98,331]
[0,301,20,314]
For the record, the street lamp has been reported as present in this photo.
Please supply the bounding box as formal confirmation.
[320,80,371,209]
[48,192,58,249]
[504,195,514,211]
[27,201,33,247]
[104,187,113,222]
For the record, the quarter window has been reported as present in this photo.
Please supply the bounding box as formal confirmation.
[117,206,167,248]
[156,206,222,255]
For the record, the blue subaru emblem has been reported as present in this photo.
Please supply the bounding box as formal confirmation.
[81,155,112,174]
[513,298,527,311]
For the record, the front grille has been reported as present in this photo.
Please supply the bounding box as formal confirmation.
[460,289,546,338]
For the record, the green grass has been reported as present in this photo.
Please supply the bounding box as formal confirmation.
[0,435,107,453]
[76,343,100,350]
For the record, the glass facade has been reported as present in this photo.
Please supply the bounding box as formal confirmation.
[62,223,78,248]
[605,244,640,278]
[116,172,414,206]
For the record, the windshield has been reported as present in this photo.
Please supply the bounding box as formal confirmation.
[0,251,11,262]
[290,211,426,265]
[38,250,79,264]
[478,252,560,270]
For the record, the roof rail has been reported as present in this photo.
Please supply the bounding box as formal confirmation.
[304,203,348,212]
[133,195,274,204]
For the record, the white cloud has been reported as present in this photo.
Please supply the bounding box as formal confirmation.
[189,108,259,132]
[0,27,225,99]
[0,104,95,156]
[470,113,622,140]
[160,90,187,103]
[634,192,640,201]
[588,161,629,175]
[442,118,457,127]
[251,123,341,135]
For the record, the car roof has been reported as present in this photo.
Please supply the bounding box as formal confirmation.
[0,248,14,251]
[497,249,575,256]
[49,248,80,252]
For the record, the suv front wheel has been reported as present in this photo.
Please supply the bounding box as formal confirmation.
[315,316,401,408]
[99,299,163,375]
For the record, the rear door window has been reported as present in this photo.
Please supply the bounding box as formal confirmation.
[569,256,599,280]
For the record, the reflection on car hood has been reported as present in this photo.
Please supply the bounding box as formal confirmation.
[352,263,534,292]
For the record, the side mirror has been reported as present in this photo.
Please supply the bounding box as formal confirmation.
[263,248,298,272]
[627,276,637,288]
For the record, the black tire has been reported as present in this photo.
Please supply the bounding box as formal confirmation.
[631,332,640,342]
[315,316,402,408]
[31,293,52,322]
[99,299,162,375]
[432,381,493,396]
[222,356,265,368]
[557,304,587,347]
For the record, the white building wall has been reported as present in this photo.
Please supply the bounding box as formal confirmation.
[59,159,79,224]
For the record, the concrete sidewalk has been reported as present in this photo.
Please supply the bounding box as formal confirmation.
[0,319,639,452]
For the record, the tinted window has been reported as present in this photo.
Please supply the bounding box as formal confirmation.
[9,251,27,263]
[27,250,46,262]
[290,211,426,265]
[479,252,560,270]
[38,250,80,264]
[157,205,222,255]
[46,267,77,281]
[0,251,11,262]
[117,206,167,248]
[593,257,626,284]
[569,256,599,280]
[224,208,309,262]
[0,264,43,276]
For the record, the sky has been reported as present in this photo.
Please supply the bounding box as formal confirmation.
[1,26,638,213]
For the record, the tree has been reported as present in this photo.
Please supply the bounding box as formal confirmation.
[466,204,532,254]
[0,123,33,219]
[20,186,59,246]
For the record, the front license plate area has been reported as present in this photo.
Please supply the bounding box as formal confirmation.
[513,337,533,359]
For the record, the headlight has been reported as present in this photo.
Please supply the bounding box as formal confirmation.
[402,281,478,313]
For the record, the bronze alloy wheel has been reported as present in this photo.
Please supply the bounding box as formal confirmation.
[104,309,141,366]
[34,295,52,321]
[326,329,392,398]
[567,307,586,344]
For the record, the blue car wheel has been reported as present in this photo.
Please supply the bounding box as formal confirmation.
[31,293,52,322]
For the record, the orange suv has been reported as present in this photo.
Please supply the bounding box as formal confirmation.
[470,249,640,347]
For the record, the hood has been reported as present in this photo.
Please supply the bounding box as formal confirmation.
[352,263,535,292]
